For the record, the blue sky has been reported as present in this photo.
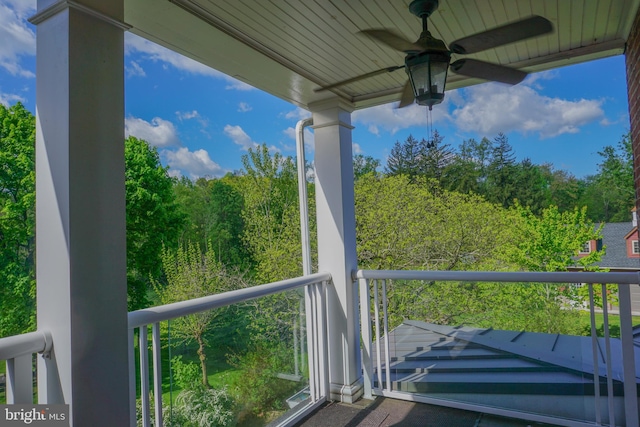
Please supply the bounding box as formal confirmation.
[1,1,631,179]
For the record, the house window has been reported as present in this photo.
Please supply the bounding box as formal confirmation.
[579,242,591,254]
[633,240,640,255]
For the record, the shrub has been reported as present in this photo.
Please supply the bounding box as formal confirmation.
[170,355,201,390]
[227,343,299,416]
[174,386,236,427]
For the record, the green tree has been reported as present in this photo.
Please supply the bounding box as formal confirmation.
[385,132,453,185]
[237,144,304,282]
[355,174,514,271]
[422,130,454,183]
[174,175,251,269]
[385,134,423,180]
[353,154,380,179]
[234,145,314,375]
[153,242,245,386]
[512,159,550,214]
[580,133,634,222]
[545,167,583,213]
[486,133,517,207]
[173,176,211,245]
[507,204,602,272]
[442,137,491,195]
[502,204,604,333]
[208,178,249,268]
[125,136,186,310]
[0,103,36,337]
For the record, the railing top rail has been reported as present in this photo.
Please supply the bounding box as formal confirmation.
[0,330,52,360]
[128,272,331,328]
[355,269,640,285]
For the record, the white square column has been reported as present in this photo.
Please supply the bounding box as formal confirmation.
[311,99,363,403]
[31,1,129,425]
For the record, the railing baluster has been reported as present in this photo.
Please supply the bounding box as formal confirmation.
[305,283,318,401]
[359,277,374,399]
[6,354,32,404]
[152,322,163,427]
[588,284,602,425]
[128,328,136,427]
[139,325,150,427]
[373,279,383,390]
[316,280,329,398]
[618,283,639,427]
[600,284,615,426]
[381,279,391,392]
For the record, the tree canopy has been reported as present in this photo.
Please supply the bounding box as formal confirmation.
[125,136,186,310]
[0,102,36,336]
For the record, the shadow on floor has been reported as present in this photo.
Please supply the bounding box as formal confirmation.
[294,397,560,427]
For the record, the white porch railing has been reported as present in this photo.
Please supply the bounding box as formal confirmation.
[127,272,331,427]
[357,269,640,427]
[0,330,51,404]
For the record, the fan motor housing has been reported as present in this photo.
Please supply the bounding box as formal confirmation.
[409,0,439,18]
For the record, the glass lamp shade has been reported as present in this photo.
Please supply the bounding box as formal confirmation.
[406,51,451,109]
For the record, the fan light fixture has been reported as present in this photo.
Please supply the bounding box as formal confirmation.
[405,0,449,110]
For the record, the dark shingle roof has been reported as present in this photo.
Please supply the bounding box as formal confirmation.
[594,222,640,269]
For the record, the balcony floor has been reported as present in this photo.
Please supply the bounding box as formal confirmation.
[294,397,559,427]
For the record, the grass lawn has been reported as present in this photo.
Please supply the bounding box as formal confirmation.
[576,310,640,338]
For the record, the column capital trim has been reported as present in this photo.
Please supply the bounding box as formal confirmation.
[29,0,131,30]
[312,120,355,131]
[308,97,356,114]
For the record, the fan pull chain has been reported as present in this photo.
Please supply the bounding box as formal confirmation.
[426,107,434,144]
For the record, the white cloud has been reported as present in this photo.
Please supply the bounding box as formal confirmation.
[352,142,363,154]
[0,91,25,107]
[524,70,559,89]
[176,110,200,120]
[284,107,312,121]
[226,80,254,91]
[125,116,180,147]
[238,102,252,113]
[283,126,315,153]
[353,101,450,135]
[126,61,146,78]
[0,1,36,78]
[176,109,209,130]
[451,82,604,138]
[163,147,226,179]
[125,33,253,90]
[224,124,258,151]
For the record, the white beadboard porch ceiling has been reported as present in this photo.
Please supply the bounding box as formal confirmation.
[125,0,640,110]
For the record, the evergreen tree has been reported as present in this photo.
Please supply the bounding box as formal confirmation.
[573,133,634,222]
[423,130,454,183]
[486,133,518,207]
[385,134,423,180]
[512,159,550,215]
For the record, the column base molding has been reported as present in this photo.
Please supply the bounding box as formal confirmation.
[329,377,364,404]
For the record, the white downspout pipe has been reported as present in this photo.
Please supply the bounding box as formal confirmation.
[296,117,314,276]
[296,117,314,383]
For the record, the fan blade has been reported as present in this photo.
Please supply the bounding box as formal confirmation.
[449,15,553,54]
[451,59,527,85]
[315,65,404,92]
[360,29,423,53]
[398,80,414,108]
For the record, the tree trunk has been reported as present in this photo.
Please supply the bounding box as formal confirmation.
[196,335,209,387]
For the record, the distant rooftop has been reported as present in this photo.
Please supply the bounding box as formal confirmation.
[367,320,639,423]
[595,222,640,270]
